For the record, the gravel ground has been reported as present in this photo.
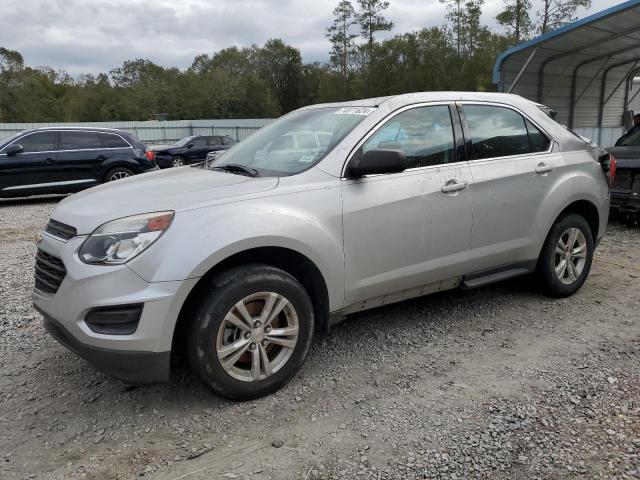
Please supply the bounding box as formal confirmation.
[0,197,639,480]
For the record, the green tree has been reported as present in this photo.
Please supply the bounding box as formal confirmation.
[496,0,532,42]
[356,0,393,95]
[326,0,359,99]
[252,39,303,113]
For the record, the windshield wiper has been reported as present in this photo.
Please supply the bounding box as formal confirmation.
[211,164,259,177]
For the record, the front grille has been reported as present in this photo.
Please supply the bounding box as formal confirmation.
[35,249,67,294]
[44,219,77,241]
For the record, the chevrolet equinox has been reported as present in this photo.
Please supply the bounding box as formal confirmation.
[33,92,613,400]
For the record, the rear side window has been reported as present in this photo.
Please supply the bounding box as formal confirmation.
[362,105,456,168]
[99,133,130,148]
[525,119,551,152]
[60,131,102,150]
[207,136,222,146]
[11,131,56,153]
[463,105,530,159]
[222,136,234,145]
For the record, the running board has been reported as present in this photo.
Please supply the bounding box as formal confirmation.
[461,261,536,290]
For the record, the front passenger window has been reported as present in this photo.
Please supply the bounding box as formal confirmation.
[10,132,56,153]
[362,105,456,168]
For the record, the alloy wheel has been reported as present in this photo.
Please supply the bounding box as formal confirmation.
[172,157,184,167]
[108,170,131,181]
[554,227,587,285]
[216,292,299,382]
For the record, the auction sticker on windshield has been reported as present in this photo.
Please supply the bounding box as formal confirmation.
[333,107,376,116]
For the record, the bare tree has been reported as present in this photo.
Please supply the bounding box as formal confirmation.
[537,0,591,34]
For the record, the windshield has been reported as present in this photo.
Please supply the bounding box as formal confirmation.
[208,106,374,176]
[174,136,196,147]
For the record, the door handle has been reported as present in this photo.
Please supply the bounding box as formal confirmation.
[44,158,55,165]
[535,162,554,174]
[441,180,468,193]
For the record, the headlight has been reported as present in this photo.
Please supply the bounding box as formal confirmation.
[79,211,174,265]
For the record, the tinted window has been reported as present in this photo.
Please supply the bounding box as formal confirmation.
[617,129,640,146]
[206,136,221,146]
[363,105,456,168]
[11,131,56,153]
[99,133,129,148]
[464,105,530,159]
[60,131,102,150]
[222,136,234,145]
[525,119,551,152]
[191,137,206,147]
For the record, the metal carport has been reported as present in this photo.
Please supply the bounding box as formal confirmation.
[493,0,640,146]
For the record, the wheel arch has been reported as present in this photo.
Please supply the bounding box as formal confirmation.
[171,246,331,356]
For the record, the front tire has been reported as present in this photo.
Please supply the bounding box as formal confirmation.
[537,213,594,297]
[187,264,314,400]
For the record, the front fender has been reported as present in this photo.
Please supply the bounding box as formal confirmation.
[127,190,345,311]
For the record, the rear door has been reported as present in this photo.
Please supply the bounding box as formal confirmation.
[57,130,104,186]
[342,103,474,307]
[0,131,59,194]
[460,102,557,270]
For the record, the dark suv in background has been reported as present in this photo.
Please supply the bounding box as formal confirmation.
[0,127,156,198]
[153,135,236,168]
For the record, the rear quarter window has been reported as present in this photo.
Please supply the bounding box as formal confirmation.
[99,133,130,148]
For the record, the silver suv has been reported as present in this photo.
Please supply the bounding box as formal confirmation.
[33,92,613,400]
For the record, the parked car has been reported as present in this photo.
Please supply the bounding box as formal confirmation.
[154,135,236,168]
[34,92,613,400]
[0,127,156,198]
[607,130,639,221]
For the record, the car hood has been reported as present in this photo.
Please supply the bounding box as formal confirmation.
[52,167,279,234]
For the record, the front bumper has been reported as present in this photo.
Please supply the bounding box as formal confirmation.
[32,232,198,383]
[41,312,170,384]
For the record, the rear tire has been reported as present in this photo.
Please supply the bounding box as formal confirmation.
[172,156,185,168]
[104,167,134,182]
[187,264,314,401]
[537,213,594,297]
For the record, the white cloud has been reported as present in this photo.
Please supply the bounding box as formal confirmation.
[0,0,620,76]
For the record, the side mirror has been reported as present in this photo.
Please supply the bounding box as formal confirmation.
[5,144,23,156]
[347,148,406,179]
[187,143,194,149]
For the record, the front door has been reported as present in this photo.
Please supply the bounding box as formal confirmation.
[0,130,59,195]
[342,104,474,308]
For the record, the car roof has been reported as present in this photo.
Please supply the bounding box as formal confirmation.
[20,126,131,135]
[301,91,531,110]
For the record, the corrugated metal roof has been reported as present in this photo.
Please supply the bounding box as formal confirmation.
[493,0,640,139]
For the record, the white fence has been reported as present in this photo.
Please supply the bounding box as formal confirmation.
[0,119,275,145]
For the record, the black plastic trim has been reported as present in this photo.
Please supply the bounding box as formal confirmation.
[461,260,537,290]
[85,304,144,335]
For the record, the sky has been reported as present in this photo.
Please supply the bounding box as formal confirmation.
[0,0,624,76]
